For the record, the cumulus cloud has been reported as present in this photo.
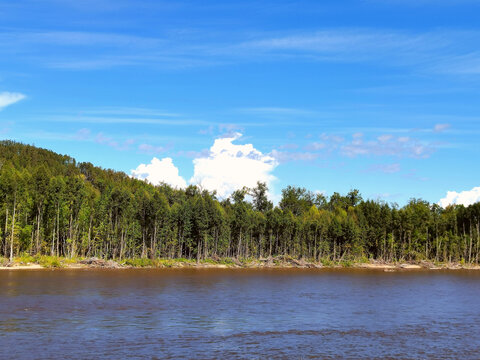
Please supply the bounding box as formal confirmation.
[131,133,278,198]
[0,92,26,110]
[439,186,480,208]
[131,157,187,189]
[190,133,278,198]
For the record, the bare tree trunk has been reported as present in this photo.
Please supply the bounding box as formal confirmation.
[87,214,92,257]
[426,227,429,260]
[152,222,157,259]
[469,223,473,264]
[237,230,242,258]
[10,193,16,262]
[36,207,41,255]
[56,204,60,257]
[51,217,55,256]
[4,207,9,258]
[391,232,394,262]
[196,237,201,263]
[119,228,124,260]
[269,230,273,257]
[476,221,480,264]
[69,212,74,258]
[383,230,387,261]
[204,233,208,259]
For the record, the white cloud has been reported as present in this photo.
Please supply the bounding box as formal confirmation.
[341,133,435,158]
[239,107,314,117]
[74,128,91,140]
[190,133,278,198]
[3,27,480,76]
[271,149,319,163]
[94,132,134,151]
[0,92,26,110]
[131,157,187,189]
[366,163,401,174]
[434,123,450,132]
[304,142,326,151]
[439,187,480,208]
[138,143,171,154]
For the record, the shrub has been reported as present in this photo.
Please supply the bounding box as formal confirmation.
[122,258,155,267]
[16,253,35,264]
[341,259,354,268]
[320,257,333,267]
[34,255,63,268]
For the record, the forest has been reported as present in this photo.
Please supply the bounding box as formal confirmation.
[1,140,479,264]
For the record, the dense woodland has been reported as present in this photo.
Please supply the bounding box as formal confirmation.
[0,140,479,263]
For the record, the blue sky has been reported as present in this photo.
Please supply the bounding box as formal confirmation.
[1,0,480,205]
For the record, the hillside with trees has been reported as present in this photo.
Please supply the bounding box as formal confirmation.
[1,140,479,264]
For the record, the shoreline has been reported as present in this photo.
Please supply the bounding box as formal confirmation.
[1,257,480,271]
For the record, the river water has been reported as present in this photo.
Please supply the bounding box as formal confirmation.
[1,268,479,359]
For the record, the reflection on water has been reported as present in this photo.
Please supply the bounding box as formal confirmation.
[1,269,480,359]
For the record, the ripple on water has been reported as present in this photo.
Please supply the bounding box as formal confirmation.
[0,269,479,359]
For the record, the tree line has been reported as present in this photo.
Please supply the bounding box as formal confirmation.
[1,140,479,263]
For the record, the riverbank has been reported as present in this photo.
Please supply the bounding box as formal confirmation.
[1,255,480,271]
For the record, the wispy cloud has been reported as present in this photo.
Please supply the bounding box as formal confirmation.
[0,91,26,110]
[94,132,135,150]
[218,123,245,137]
[371,0,480,6]
[2,28,480,74]
[434,123,451,133]
[402,169,429,182]
[138,142,173,155]
[0,120,13,135]
[278,143,299,150]
[304,142,326,151]
[24,107,271,128]
[341,133,436,158]
[273,127,444,162]
[80,107,181,117]
[38,115,210,126]
[232,29,456,69]
[365,163,401,174]
[74,128,91,140]
[27,127,176,154]
[239,107,315,117]
[270,149,320,163]
[0,30,219,70]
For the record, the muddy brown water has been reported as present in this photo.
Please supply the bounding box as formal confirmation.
[1,268,480,359]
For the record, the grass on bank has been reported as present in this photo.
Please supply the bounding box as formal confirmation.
[2,253,478,269]
[13,254,82,268]
[120,257,236,268]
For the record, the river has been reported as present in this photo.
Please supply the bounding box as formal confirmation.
[1,268,480,359]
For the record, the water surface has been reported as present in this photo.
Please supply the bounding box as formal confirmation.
[1,268,479,359]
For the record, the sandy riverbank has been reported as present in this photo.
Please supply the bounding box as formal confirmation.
[1,257,480,271]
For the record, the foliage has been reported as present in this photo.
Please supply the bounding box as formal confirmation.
[34,255,62,268]
[1,140,480,264]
